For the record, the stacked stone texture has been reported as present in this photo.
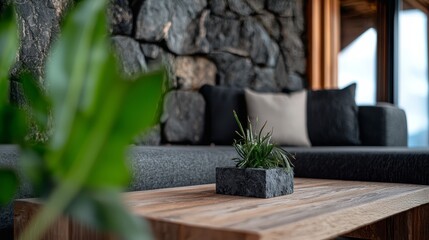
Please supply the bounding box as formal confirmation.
[10,0,71,104]
[12,0,306,145]
[110,0,307,145]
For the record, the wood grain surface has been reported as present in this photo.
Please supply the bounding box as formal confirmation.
[15,178,429,240]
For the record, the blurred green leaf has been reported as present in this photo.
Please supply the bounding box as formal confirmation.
[43,0,165,188]
[0,4,24,144]
[21,72,51,131]
[46,0,110,151]
[0,105,27,143]
[18,0,164,239]
[0,169,19,206]
[0,4,17,99]
[20,146,54,197]
[85,69,165,188]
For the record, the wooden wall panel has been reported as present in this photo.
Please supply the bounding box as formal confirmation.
[308,0,340,90]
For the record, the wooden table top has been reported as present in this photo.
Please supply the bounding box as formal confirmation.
[123,178,429,240]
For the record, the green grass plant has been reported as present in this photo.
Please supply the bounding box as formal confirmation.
[232,111,294,173]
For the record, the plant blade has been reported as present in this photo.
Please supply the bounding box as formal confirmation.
[0,169,19,206]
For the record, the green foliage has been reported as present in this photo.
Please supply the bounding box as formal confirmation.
[0,0,164,239]
[0,4,17,84]
[0,3,24,207]
[0,4,26,144]
[232,111,294,172]
[0,169,18,206]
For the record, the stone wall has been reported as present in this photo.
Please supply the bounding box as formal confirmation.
[10,0,307,145]
[113,0,307,145]
[9,0,71,104]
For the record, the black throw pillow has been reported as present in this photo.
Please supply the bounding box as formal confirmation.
[307,83,361,146]
[199,85,247,145]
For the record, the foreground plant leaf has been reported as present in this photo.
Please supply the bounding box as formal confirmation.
[19,0,165,239]
[21,72,51,132]
[0,4,23,143]
[0,4,23,206]
[0,4,17,87]
[0,169,19,206]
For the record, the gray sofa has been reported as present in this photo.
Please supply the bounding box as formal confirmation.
[2,104,427,238]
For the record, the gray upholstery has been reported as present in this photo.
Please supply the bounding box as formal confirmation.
[286,147,429,185]
[358,104,408,146]
[0,145,238,232]
[3,145,429,233]
[127,146,236,191]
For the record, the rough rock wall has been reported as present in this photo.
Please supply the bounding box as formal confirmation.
[10,0,307,145]
[9,0,71,104]
[111,0,307,145]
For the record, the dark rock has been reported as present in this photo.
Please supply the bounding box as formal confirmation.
[275,54,289,88]
[111,36,147,76]
[210,52,255,88]
[140,43,161,59]
[166,0,208,54]
[294,0,305,33]
[276,54,304,91]
[205,15,242,52]
[209,0,238,19]
[252,67,277,92]
[256,11,281,40]
[12,0,69,84]
[279,18,306,74]
[245,0,265,12]
[162,90,205,144]
[266,0,294,17]
[107,0,133,35]
[175,56,216,90]
[160,51,177,89]
[224,58,255,87]
[135,0,208,54]
[134,125,161,145]
[216,167,294,198]
[286,72,304,91]
[135,0,172,41]
[209,0,227,15]
[9,80,25,106]
[144,49,176,89]
[206,15,279,67]
[227,0,253,16]
[241,18,279,67]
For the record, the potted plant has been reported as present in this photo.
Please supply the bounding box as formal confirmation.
[216,111,294,198]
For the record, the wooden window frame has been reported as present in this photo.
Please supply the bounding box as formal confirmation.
[307,0,340,90]
[307,0,401,105]
[376,0,400,104]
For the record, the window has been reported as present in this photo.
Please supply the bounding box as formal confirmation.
[398,9,428,146]
[339,28,377,104]
[311,0,429,146]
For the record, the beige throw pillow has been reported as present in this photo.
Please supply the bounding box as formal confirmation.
[244,89,311,147]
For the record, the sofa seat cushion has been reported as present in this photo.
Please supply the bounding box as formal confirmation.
[286,147,429,185]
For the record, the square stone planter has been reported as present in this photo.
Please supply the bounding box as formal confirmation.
[216,167,294,198]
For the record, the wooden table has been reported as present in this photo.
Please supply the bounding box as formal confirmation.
[15,178,429,240]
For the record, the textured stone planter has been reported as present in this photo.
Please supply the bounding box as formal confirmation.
[216,167,294,198]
